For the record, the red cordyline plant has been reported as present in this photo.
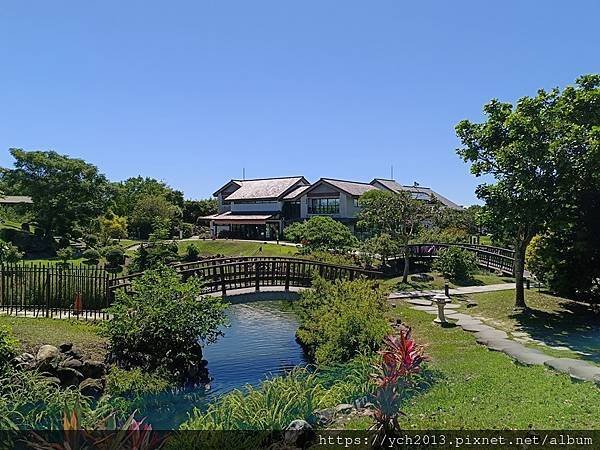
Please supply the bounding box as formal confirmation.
[371,328,427,436]
[25,406,167,450]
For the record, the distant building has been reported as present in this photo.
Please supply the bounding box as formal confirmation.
[202,176,461,240]
[0,195,33,205]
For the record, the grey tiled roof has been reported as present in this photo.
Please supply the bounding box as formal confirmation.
[282,185,310,200]
[0,195,33,204]
[224,176,308,201]
[371,178,462,209]
[320,178,377,197]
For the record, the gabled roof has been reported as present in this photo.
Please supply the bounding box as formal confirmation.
[282,185,310,201]
[0,195,33,205]
[304,178,377,197]
[371,178,462,209]
[221,176,309,201]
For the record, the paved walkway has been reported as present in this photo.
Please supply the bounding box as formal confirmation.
[390,291,600,386]
[389,283,516,300]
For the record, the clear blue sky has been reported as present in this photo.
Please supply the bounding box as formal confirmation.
[1,1,598,205]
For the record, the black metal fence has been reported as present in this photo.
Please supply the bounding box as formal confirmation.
[0,263,117,320]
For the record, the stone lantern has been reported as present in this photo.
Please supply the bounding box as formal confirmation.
[432,293,450,324]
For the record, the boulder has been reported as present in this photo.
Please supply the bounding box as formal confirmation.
[12,353,36,369]
[334,403,354,414]
[36,345,59,363]
[60,358,84,370]
[569,364,600,382]
[313,408,335,425]
[57,367,84,386]
[79,378,104,397]
[411,273,434,282]
[81,360,106,379]
[59,343,73,353]
[284,420,314,447]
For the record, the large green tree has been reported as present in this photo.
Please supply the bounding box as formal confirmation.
[129,194,182,239]
[456,75,600,309]
[183,198,218,224]
[283,216,357,253]
[1,149,112,239]
[112,176,183,217]
[358,189,438,282]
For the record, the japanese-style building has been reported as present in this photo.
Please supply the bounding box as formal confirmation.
[202,176,461,240]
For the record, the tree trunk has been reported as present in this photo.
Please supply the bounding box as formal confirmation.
[402,244,410,283]
[513,241,527,310]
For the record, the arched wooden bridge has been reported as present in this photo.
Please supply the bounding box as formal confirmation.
[108,243,515,298]
[107,256,383,297]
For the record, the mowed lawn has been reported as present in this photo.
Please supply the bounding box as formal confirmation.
[347,304,600,430]
[0,316,106,360]
[176,239,299,258]
[463,290,599,363]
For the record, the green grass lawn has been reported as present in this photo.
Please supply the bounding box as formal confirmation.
[175,239,299,258]
[462,290,599,364]
[0,315,106,360]
[347,304,600,429]
[382,271,513,293]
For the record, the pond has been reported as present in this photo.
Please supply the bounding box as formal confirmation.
[142,300,307,429]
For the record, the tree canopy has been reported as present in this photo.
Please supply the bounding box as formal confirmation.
[1,149,112,239]
[283,216,357,253]
[456,74,600,308]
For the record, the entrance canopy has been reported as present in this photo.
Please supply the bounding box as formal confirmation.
[201,212,276,225]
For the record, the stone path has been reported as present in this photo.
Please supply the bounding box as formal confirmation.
[389,293,600,386]
[389,283,516,300]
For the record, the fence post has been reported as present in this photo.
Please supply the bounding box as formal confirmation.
[255,262,260,292]
[444,283,449,297]
[284,261,290,291]
[219,265,227,296]
[45,271,50,318]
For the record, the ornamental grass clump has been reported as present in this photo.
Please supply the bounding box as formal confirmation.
[371,329,427,436]
[104,266,228,382]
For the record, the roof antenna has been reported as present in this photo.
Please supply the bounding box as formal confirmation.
[391,164,394,180]
[243,167,245,180]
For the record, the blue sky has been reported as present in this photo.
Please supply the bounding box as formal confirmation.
[0,1,598,205]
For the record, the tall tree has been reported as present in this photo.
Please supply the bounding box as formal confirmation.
[183,198,218,224]
[1,149,112,238]
[112,176,183,217]
[358,189,438,282]
[456,75,600,309]
[129,194,182,239]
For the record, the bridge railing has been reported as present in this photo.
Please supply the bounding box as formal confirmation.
[406,243,515,276]
[107,257,383,297]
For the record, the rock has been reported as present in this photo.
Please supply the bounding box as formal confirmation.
[59,343,73,353]
[569,364,600,382]
[411,273,434,282]
[466,300,478,308]
[313,408,335,425]
[284,420,314,447]
[36,345,59,363]
[79,378,104,397]
[12,353,36,369]
[334,403,354,414]
[57,367,84,386]
[81,360,106,379]
[543,358,583,374]
[46,376,61,385]
[60,358,84,370]
[64,348,83,360]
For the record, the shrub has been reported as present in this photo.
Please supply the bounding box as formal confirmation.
[184,243,200,262]
[105,366,171,398]
[82,248,101,264]
[179,222,194,239]
[56,247,74,265]
[83,233,100,248]
[296,277,391,364]
[129,242,178,273]
[283,217,358,252]
[416,227,470,244]
[432,247,477,281]
[0,325,19,372]
[105,247,126,267]
[103,266,228,381]
[303,250,359,266]
[0,240,23,263]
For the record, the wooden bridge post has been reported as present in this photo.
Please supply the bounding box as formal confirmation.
[255,262,260,292]
[219,265,227,296]
[284,261,291,291]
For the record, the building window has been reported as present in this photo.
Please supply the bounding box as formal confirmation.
[308,197,339,214]
[353,198,360,207]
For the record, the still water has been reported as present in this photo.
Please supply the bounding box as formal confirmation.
[145,300,307,429]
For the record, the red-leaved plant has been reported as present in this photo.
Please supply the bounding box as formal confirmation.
[371,329,427,436]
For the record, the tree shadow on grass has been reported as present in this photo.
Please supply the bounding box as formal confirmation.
[510,300,600,363]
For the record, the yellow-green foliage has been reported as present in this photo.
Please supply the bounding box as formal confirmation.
[296,277,391,364]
